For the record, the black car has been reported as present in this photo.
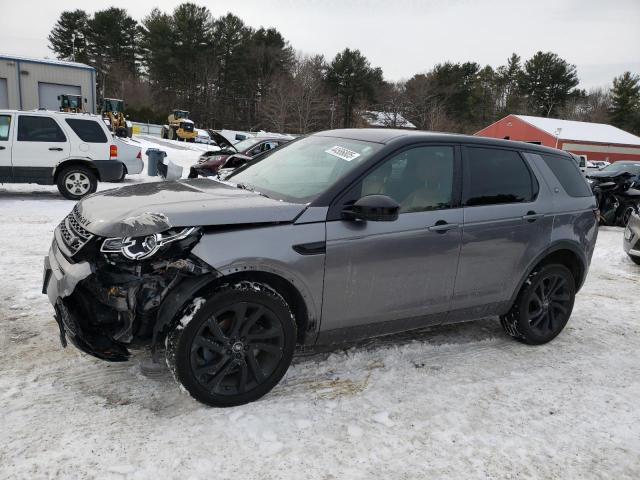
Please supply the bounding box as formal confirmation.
[586,161,640,188]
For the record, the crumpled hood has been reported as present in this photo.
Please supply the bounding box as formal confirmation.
[76,178,306,237]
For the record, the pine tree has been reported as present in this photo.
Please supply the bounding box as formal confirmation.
[521,51,579,117]
[610,71,640,133]
[48,10,90,63]
[326,49,384,128]
[86,8,139,97]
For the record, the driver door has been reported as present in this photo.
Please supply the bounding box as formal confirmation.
[320,145,463,338]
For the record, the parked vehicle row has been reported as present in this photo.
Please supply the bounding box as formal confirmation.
[43,129,599,407]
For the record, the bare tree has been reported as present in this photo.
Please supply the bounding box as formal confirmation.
[261,73,292,132]
[403,74,452,131]
[289,54,328,133]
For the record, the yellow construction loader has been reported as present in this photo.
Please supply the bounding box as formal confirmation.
[101,98,131,138]
[161,109,197,142]
[58,94,85,113]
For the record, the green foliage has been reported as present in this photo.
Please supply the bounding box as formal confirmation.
[47,10,90,64]
[610,72,640,133]
[521,51,579,117]
[326,48,384,127]
[47,4,636,135]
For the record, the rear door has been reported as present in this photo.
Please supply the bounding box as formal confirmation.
[11,114,70,182]
[321,144,463,335]
[0,113,12,181]
[450,146,552,318]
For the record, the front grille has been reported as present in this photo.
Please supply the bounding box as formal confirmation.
[58,207,94,256]
[181,123,194,132]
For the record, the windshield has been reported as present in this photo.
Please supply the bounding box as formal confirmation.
[233,137,262,152]
[228,135,383,203]
[601,162,640,174]
[104,100,123,112]
[62,96,81,108]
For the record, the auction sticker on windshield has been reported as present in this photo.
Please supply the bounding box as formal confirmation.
[325,145,361,162]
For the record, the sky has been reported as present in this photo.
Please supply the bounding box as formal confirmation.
[1,0,639,89]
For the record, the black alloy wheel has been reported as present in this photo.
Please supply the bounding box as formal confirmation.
[500,264,576,345]
[167,282,296,407]
[191,302,285,396]
[524,272,572,337]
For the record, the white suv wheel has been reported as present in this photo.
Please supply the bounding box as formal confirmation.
[65,172,91,196]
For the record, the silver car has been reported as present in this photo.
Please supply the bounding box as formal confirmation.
[623,211,640,265]
[43,129,598,407]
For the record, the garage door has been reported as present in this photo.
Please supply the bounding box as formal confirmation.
[37,82,81,111]
[0,78,8,109]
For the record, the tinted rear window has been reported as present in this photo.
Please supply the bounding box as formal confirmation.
[65,119,108,143]
[463,147,537,206]
[540,154,592,197]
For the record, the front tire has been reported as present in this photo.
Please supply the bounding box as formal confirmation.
[166,282,296,407]
[56,165,98,200]
[500,264,576,345]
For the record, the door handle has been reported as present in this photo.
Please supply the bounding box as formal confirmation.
[428,221,459,233]
[0,146,5,150]
[522,211,543,222]
[49,147,63,151]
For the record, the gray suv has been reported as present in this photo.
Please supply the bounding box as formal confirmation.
[43,129,598,407]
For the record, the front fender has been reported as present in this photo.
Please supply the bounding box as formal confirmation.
[190,223,326,336]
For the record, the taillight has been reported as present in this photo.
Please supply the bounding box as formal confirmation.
[110,145,118,159]
[136,150,141,159]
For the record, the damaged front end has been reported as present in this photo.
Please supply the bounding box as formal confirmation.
[44,206,218,362]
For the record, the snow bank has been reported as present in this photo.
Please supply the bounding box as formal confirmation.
[0,194,638,479]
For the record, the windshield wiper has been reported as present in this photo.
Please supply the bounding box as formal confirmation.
[236,182,272,199]
[236,182,253,191]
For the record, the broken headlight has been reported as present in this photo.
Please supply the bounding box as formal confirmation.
[100,227,199,260]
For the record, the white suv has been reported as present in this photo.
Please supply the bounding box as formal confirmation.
[0,110,124,199]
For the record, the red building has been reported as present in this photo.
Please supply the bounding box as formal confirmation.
[475,114,640,162]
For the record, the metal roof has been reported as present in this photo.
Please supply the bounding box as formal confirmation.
[515,115,640,146]
[0,53,94,71]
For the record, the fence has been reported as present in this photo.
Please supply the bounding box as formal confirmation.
[131,122,164,137]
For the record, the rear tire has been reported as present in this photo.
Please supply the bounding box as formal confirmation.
[166,281,296,407]
[629,255,640,266]
[500,264,576,345]
[56,165,98,200]
[108,166,127,183]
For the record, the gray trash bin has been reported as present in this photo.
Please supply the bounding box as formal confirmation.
[145,148,167,176]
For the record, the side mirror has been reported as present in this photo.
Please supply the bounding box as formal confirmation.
[343,195,400,222]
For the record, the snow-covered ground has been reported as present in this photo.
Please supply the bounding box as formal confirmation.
[1,181,639,478]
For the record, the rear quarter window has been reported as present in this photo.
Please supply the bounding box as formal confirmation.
[540,154,593,197]
[65,119,108,143]
[463,147,538,206]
